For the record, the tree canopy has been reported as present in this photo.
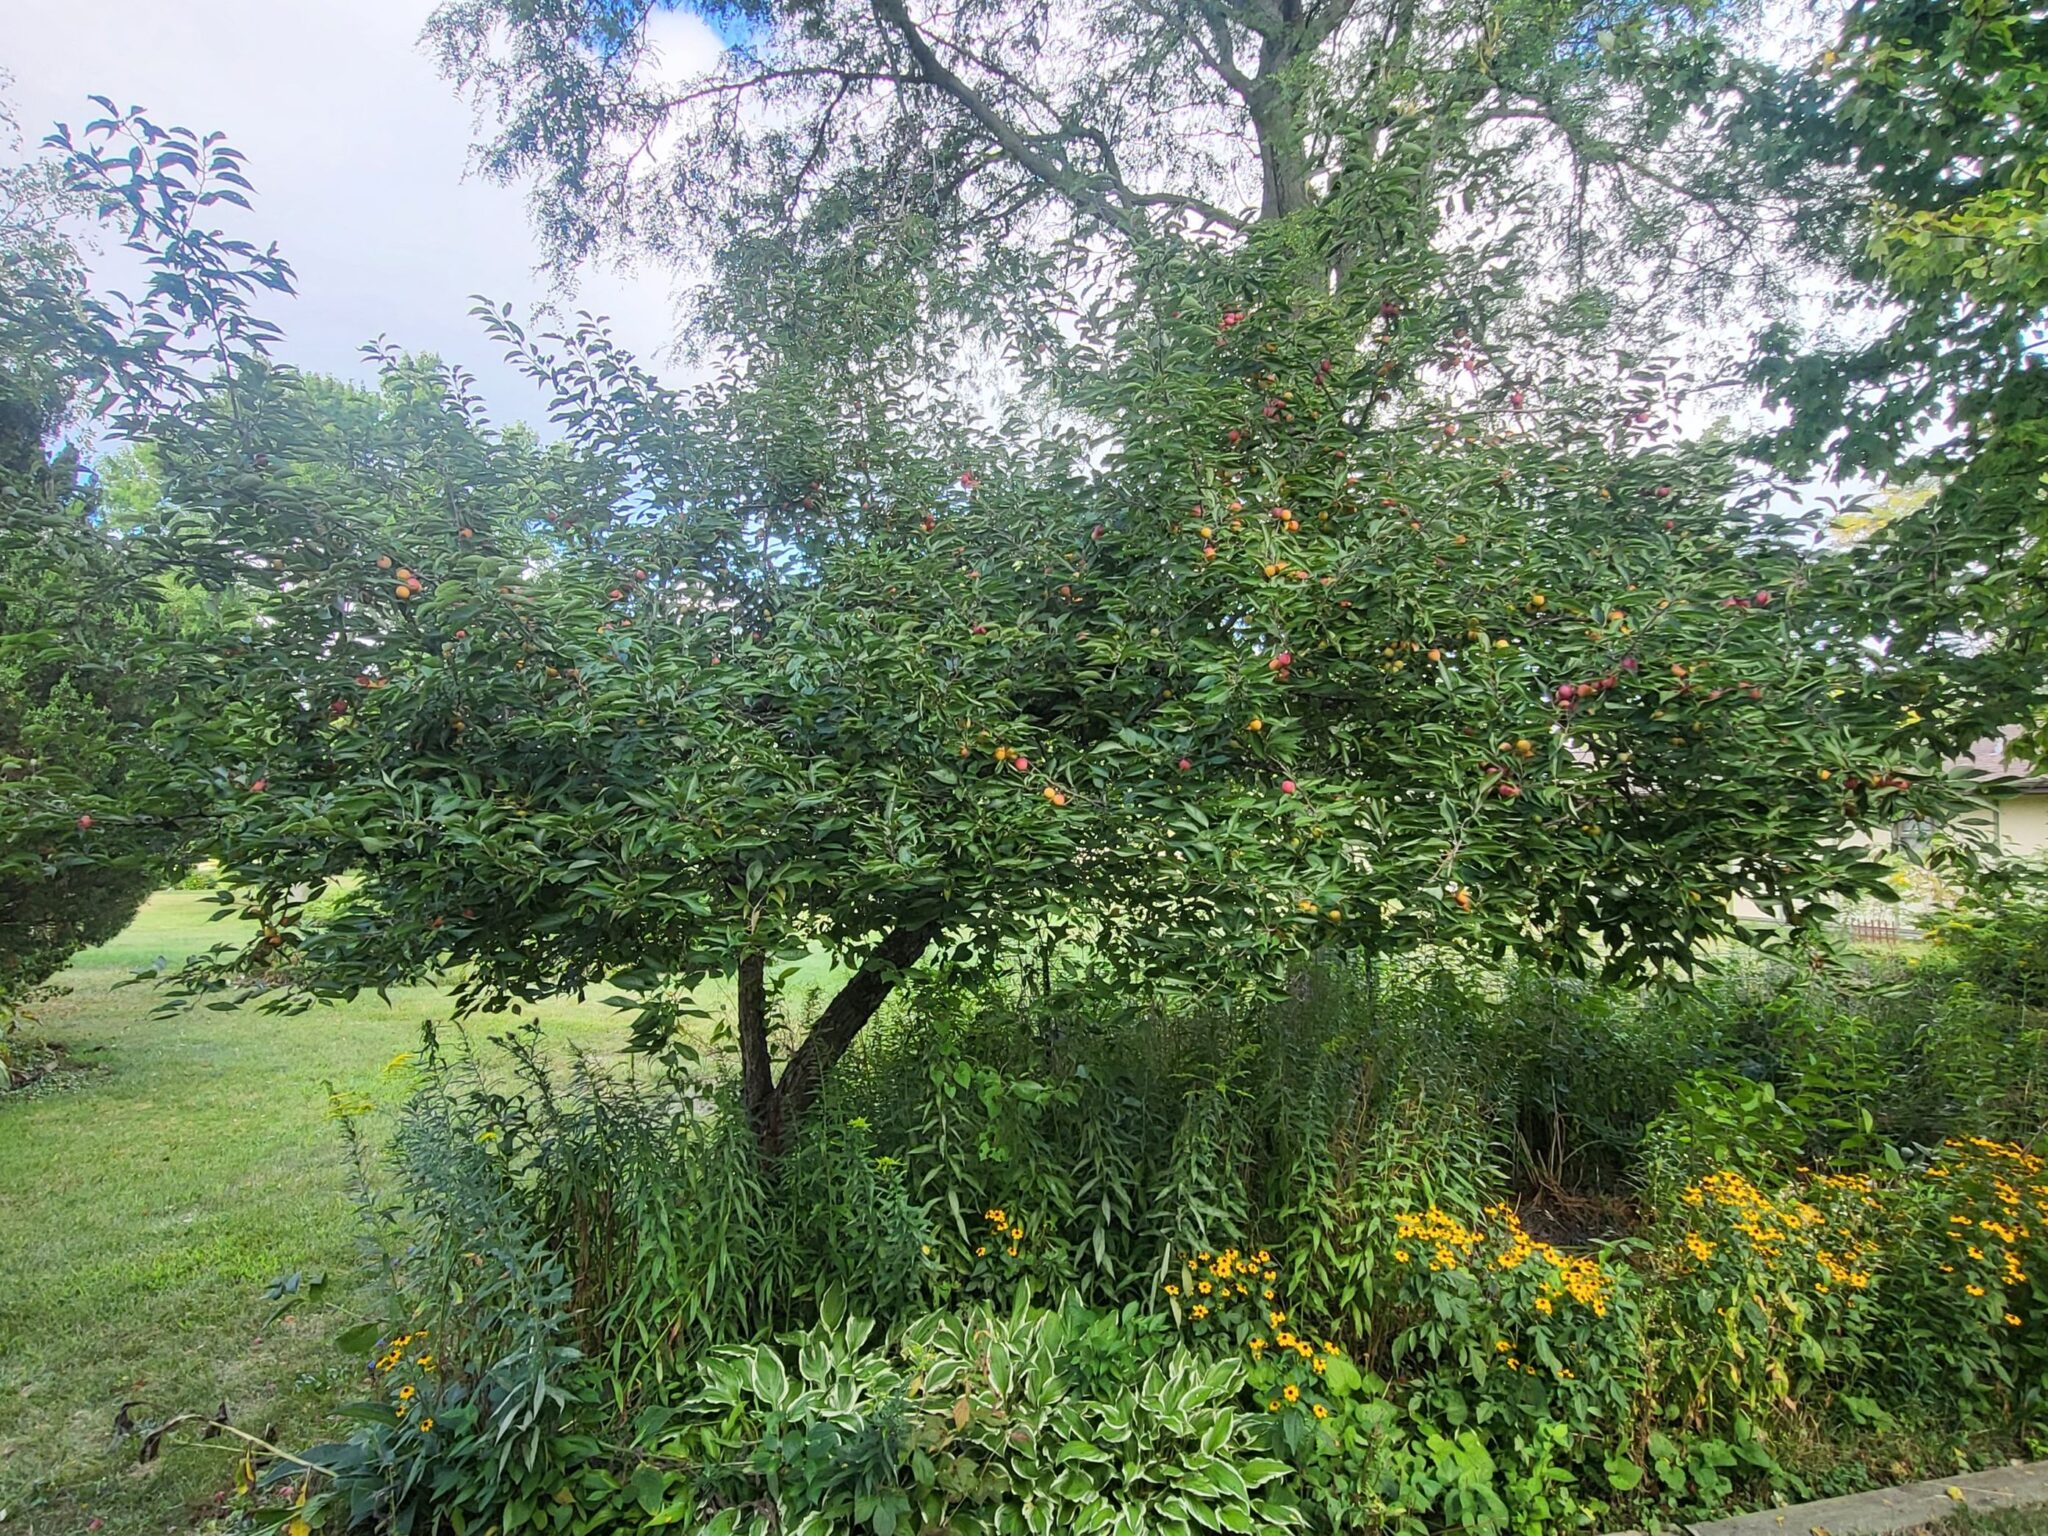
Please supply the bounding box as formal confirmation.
[36,116,1953,1149]
[9,0,2001,1146]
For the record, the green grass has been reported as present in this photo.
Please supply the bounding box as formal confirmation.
[0,891,835,1536]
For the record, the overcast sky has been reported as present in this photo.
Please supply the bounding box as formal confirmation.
[3,0,720,423]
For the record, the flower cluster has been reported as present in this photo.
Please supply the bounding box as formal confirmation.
[1680,1171,1827,1261]
[1160,1243,1354,1430]
[1929,1137,2045,1326]
[1676,1167,1880,1303]
[1485,1204,1614,1317]
[978,1207,1023,1259]
[1165,1246,1277,1325]
[1392,1207,1483,1272]
[373,1327,433,1376]
[1390,1205,1614,1318]
[373,1328,438,1430]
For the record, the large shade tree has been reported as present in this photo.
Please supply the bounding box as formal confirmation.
[430,0,1806,337]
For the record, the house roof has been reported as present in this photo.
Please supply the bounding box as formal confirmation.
[1957,730,2048,793]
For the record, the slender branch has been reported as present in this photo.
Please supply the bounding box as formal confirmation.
[870,0,1146,237]
[1186,0,1261,95]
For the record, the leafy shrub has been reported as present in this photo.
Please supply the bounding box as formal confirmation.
[1873,1137,2048,1418]
[1928,863,2048,1004]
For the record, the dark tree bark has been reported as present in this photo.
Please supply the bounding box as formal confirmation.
[736,949,774,1141]
[1250,36,1312,220]
[754,921,940,1158]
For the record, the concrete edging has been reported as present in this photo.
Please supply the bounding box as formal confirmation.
[1629,1460,2048,1536]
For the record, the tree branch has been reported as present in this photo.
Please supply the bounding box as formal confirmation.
[870,0,1149,237]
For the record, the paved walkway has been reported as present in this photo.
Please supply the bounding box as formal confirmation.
[1683,1461,2048,1536]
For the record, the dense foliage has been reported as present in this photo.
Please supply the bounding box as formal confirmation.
[41,102,1968,1156]
[0,95,215,1028]
[0,439,175,1025]
[273,944,2046,1534]
[1753,0,2048,752]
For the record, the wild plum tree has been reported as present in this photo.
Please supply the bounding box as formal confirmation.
[61,179,1956,1157]
[40,14,1968,1154]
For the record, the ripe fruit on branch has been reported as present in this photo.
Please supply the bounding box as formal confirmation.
[1280,779,1297,795]
[1177,757,1192,772]
[76,814,93,830]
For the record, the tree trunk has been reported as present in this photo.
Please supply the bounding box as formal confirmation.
[1251,34,1312,220]
[736,950,774,1141]
[756,922,939,1159]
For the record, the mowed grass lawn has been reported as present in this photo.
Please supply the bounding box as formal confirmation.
[0,890,830,1536]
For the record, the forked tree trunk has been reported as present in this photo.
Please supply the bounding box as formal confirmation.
[735,923,941,1160]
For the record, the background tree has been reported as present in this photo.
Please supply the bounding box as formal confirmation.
[1750,0,2048,759]
[0,95,290,1032]
[428,0,1820,400]
[0,95,164,1030]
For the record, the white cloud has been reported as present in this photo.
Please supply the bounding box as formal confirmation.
[3,0,721,423]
